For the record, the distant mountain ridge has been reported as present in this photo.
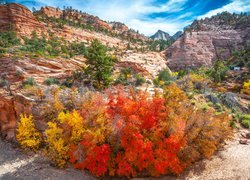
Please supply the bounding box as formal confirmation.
[150,30,182,41]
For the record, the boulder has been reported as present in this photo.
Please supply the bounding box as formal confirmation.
[219,92,249,113]
[0,94,33,141]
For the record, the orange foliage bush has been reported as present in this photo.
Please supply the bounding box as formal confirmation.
[43,85,231,177]
[68,88,186,177]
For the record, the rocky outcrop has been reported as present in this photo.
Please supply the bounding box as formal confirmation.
[121,52,168,77]
[39,6,62,19]
[165,29,249,70]
[0,96,17,140]
[0,3,44,35]
[0,94,33,140]
[165,12,250,70]
[219,92,250,113]
[0,55,86,84]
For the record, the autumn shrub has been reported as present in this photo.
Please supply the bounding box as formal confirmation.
[163,83,231,163]
[241,80,250,95]
[16,114,42,151]
[25,84,232,177]
[44,122,69,168]
[68,88,187,177]
[178,73,210,93]
[41,87,65,120]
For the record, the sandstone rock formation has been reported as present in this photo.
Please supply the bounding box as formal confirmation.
[165,29,249,70]
[36,6,149,42]
[165,13,250,70]
[0,94,33,140]
[121,52,168,77]
[0,55,86,84]
[39,6,62,19]
[0,3,44,35]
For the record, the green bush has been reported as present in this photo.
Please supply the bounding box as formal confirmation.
[114,68,132,85]
[23,77,36,86]
[215,103,223,112]
[241,119,250,128]
[209,60,229,83]
[0,31,20,48]
[44,78,59,86]
[135,74,146,86]
[0,78,7,88]
[201,103,209,111]
[23,31,47,54]
[68,42,87,57]
[240,114,250,128]
[153,68,173,87]
[61,79,73,88]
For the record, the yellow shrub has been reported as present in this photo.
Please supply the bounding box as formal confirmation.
[45,122,69,168]
[172,72,179,77]
[57,110,85,144]
[241,80,250,95]
[16,114,42,151]
[54,88,64,112]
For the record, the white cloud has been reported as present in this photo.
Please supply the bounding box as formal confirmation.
[198,0,250,19]
[20,0,250,36]
[127,18,190,36]
[74,0,189,36]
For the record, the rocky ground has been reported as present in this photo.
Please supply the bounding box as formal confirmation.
[0,140,94,180]
[0,129,249,180]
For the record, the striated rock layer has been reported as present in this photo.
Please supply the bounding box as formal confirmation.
[0,55,86,84]
[165,28,250,70]
[0,3,44,35]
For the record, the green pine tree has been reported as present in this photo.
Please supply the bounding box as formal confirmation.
[84,39,117,89]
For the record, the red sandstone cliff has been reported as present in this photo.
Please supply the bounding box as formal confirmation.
[0,3,44,35]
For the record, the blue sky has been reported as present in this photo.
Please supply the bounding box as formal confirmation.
[4,0,250,36]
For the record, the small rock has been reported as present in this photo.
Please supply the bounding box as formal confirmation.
[239,139,248,145]
[240,132,250,139]
[246,133,250,139]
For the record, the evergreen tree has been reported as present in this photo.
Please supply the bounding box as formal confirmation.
[84,39,116,89]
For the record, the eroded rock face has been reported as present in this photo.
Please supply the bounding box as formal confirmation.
[0,97,16,140]
[0,3,44,35]
[121,52,168,77]
[0,56,86,84]
[0,94,33,141]
[39,6,62,19]
[165,28,250,70]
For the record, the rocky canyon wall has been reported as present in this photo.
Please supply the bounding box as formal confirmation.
[165,27,250,70]
[0,3,44,35]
